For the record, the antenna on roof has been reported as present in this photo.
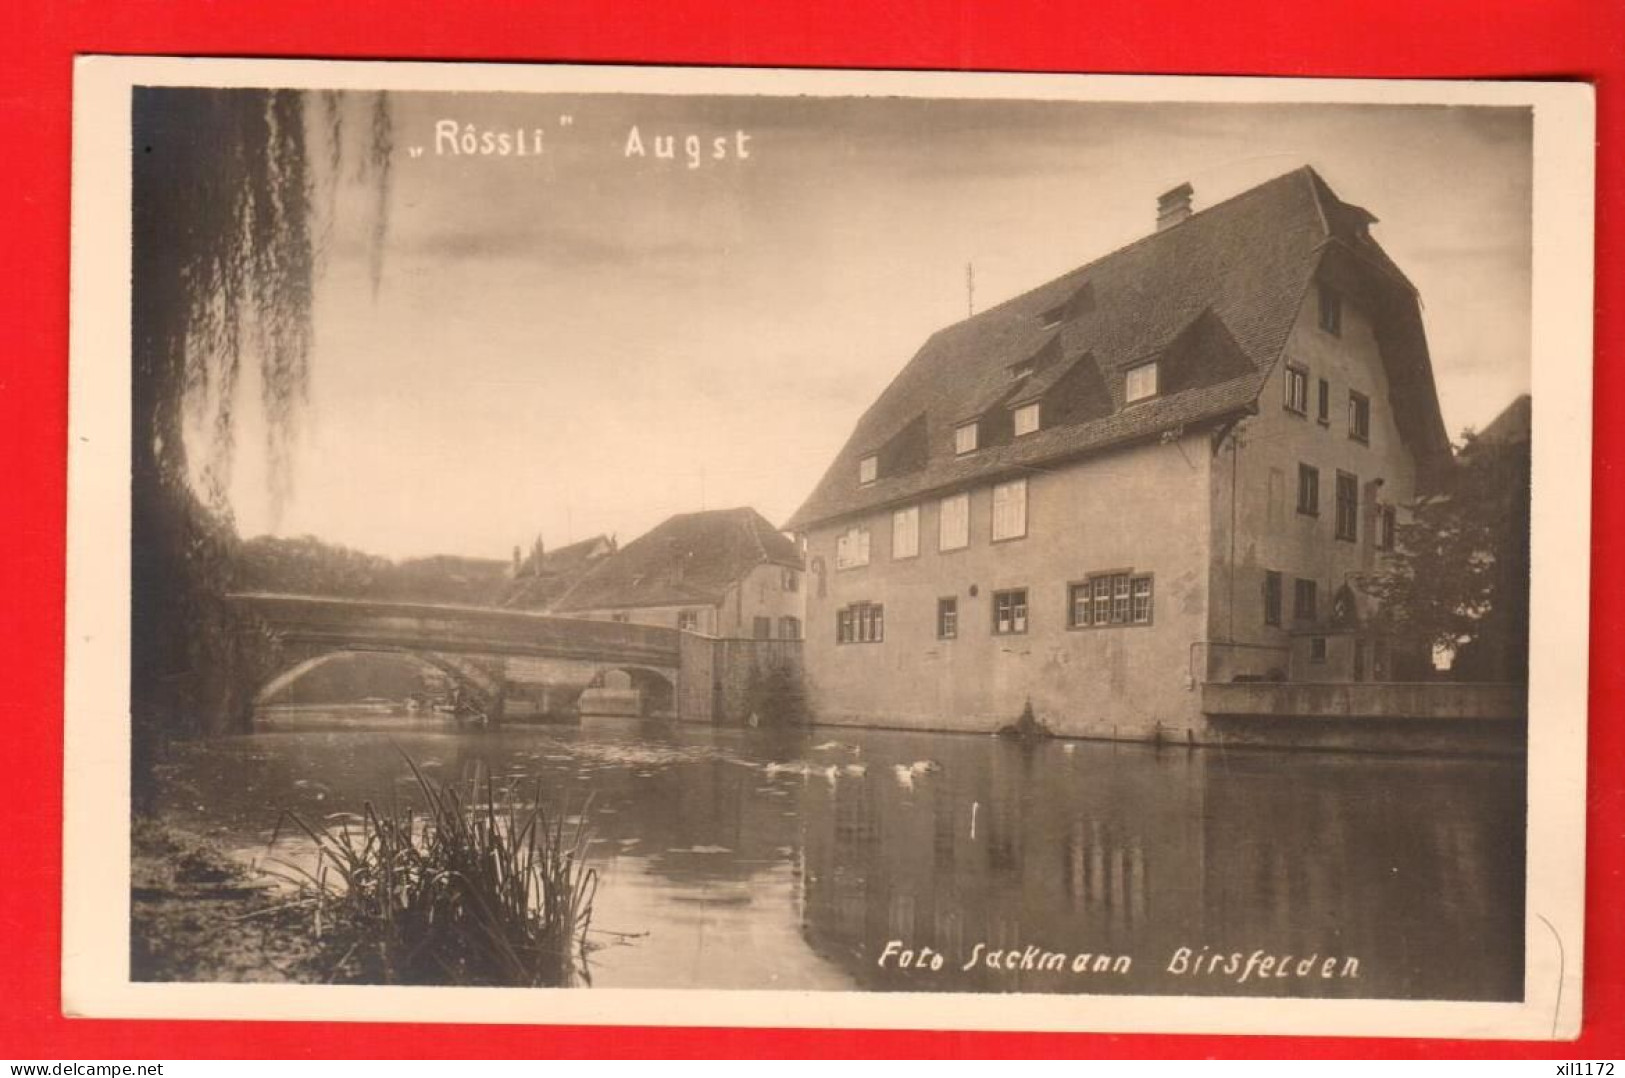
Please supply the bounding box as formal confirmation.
[966,262,975,317]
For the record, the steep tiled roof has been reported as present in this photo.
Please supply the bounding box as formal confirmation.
[501,534,617,610]
[786,166,1450,530]
[552,507,803,612]
[1477,394,1532,446]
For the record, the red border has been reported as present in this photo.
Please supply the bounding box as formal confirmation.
[3,0,1619,1059]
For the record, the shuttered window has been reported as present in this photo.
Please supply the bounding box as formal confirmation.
[834,525,870,570]
[939,493,970,551]
[992,478,1028,541]
[892,506,920,559]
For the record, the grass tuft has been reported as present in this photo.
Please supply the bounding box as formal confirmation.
[268,751,598,987]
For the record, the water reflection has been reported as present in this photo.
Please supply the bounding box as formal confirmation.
[153,712,1523,999]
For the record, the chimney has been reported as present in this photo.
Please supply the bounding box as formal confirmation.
[1157,182,1194,232]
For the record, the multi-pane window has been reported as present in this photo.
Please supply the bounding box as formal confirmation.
[1132,577,1153,623]
[1293,578,1318,622]
[1310,636,1329,663]
[753,616,772,640]
[1349,391,1371,443]
[937,597,958,640]
[837,602,884,644]
[1125,361,1159,403]
[834,525,871,570]
[677,609,700,632]
[1069,583,1091,628]
[1318,284,1342,336]
[1297,463,1320,516]
[992,478,1028,541]
[892,506,920,559]
[1092,576,1112,626]
[778,616,801,640]
[1377,506,1398,551]
[993,589,1028,635]
[1013,402,1041,437]
[939,492,970,551]
[1112,575,1132,623]
[1263,570,1283,627]
[858,455,878,485]
[1317,378,1330,424]
[1284,365,1309,414]
[1335,471,1359,542]
[955,422,979,455]
[1070,573,1153,627]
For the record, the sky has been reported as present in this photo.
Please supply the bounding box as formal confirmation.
[209,92,1533,561]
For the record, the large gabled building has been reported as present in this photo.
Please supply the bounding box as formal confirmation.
[786,166,1452,741]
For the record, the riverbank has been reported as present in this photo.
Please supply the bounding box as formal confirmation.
[130,817,321,982]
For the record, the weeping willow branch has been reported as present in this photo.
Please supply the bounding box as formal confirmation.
[131,87,393,784]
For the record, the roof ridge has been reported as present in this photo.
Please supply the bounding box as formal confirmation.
[741,506,772,565]
[944,166,1320,331]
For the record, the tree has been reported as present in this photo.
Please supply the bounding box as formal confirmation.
[1361,425,1531,682]
[131,88,390,805]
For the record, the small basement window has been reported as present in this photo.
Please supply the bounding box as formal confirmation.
[1125,361,1159,403]
[858,455,877,485]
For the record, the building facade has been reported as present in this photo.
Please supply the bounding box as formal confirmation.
[552,506,806,640]
[786,167,1452,741]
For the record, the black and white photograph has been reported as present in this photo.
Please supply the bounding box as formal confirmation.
[63,60,1592,1037]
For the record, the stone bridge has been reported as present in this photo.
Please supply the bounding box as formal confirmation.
[227,592,685,724]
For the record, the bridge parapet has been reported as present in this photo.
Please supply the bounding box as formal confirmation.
[228,592,681,667]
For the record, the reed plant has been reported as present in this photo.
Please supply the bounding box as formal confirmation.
[269,753,598,987]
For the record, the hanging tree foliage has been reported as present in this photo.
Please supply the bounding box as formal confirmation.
[131,88,390,782]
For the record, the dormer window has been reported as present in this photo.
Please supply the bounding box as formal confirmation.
[1039,305,1065,330]
[858,455,878,485]
[1125,361,1159,403]
[1011,361,1035,381]
[955,422,979,455]
[1013,402,1041,437]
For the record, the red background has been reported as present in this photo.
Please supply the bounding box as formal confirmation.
[2,0,1620,1059]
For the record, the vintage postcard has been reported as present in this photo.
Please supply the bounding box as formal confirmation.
[64,58,1593,1038]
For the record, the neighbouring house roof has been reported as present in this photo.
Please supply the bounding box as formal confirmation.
[540,534,616,572]
[502,534,618,610]
[1476,394,1532,447]
[786,166,1452,531]
[552,507,804,612]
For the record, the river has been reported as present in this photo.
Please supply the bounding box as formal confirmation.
[151,710,1525,999]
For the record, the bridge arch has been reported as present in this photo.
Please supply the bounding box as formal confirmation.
[590,665,676,717]
[252,646,502,715]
